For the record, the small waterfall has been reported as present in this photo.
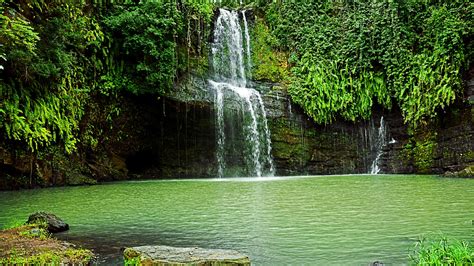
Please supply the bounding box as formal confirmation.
[210,9,274,177]
[242,10,252,77]
[255,93,275,174]
[369,116,388,174]
[215,86,226,178]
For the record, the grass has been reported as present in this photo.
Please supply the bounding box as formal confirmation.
[19,225,50,240]
[410,237,474,265]
[0,248,93,265]
[0,223,94,265]
[124,256,142,265]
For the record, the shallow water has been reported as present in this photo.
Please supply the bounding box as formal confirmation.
[0,175,473,265]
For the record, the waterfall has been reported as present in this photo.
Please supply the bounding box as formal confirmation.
[369,116,387,174]
[242,10,252,77]
[215,86,226,178]
[255,93,275,174]
[212,9,246,87]
[210,9,274,177]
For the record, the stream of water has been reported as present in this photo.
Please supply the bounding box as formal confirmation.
[370,116,388,174]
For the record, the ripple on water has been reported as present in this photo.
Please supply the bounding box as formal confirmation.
[0,175,473,265]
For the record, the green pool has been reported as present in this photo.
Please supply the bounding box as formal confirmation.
[0,175,473,264]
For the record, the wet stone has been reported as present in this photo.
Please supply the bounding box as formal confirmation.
[123,245,251,265]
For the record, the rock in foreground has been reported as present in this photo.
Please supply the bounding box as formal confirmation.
[27,212,69,233]
[123,245,250,265]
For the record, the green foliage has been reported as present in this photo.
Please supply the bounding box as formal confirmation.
[0,222,93,265]
[0,248,93,265]
[251,18,288,83]
[104,2,182,94]
[0,1,39,58]
[0,0,215,184]
[182,1,214,23]
[0,0,215,165]
[19,226,50,240]
[392,4,469,125]
[264,0,473,126]
[410,237,474,265]
[290,57,390,124]
[124,256,141,266]
[2,91,84,153]
[103,1,214,94]
[0,1,105,154]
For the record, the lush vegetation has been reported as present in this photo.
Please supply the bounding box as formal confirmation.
[0,0,214,158]
[250,17,288,82]
[0,0,472,186]
[410,237,474,265]
[259,0,473,126]
[2,0,472,152]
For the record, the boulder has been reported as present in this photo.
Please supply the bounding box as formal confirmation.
[123,245,250,265]
[27,212,69,233]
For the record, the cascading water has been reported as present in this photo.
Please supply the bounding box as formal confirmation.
[242,10,252,76]
[210,9,274,177]
[369,116,387,174]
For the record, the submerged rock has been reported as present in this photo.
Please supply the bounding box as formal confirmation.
[123,245,250,265]
[27,212,69,233]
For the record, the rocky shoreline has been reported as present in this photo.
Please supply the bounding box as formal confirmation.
[0,212,251,265]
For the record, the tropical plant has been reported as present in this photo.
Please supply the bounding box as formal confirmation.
[410,237,474,265]
[262,0,473,126]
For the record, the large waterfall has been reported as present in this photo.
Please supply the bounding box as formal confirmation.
[210,9,274,177]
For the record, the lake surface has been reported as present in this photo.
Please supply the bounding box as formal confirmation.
[0,175,473,265]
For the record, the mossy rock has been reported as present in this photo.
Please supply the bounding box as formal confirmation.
[27,212,69,233]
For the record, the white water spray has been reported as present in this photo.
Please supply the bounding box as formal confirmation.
[210,9,274,177]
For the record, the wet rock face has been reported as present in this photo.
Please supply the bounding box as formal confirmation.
[120,77,474,177]
[0,74,472,187]
[123,245,251,265]
[379,104,474,175]
[260,85,387,175]
[130,79,389,177]
[378,73,474,174]
[27,212,69,233]
[122,94,218,179]
[259,81,473,176]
